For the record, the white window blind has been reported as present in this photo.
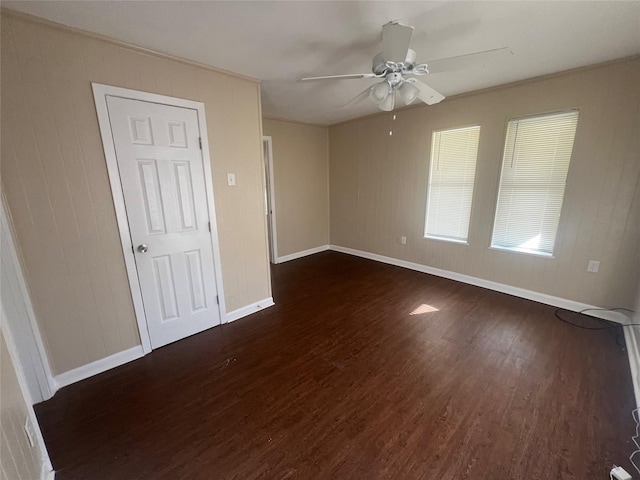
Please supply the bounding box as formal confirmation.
[424,126,480,243]
[491,110,579,256]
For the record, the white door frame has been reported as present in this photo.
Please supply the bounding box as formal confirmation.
[262,136,278,263]
[92,83,226,354]
[1,194,56,402]
[1,307,54,477]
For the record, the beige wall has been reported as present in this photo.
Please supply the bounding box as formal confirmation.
[330,58,640,309]
[0,11,271,375]
[262,119,329,258]
[0,331,45,480]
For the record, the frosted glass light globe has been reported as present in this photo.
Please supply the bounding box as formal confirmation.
[369,82,390,105]
[399,82,419,105]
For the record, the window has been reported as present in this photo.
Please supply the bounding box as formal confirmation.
[424,125,480,243]
[491,110,579,256]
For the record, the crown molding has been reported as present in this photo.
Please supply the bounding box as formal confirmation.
[0,7,260,84]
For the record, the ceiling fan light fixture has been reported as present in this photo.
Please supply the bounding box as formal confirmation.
[399,82,419,105]
[379,90,396,111]
[369,81,390,104]
[299,20,510,115]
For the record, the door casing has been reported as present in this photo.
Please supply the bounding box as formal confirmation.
[92,83,226,354]
[262,136,278,263]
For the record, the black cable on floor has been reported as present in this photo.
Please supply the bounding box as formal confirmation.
[554,307,638,331]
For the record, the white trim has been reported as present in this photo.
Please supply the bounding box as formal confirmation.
[197,99,228,329]
[262,136,278,263]
[330,246,640,401]
[624,327,640,408]
[276,245,330,264]
[489,245,555,259]
[600,312,640,409]
[424,234,469,245]
[3,9,260,85]
[41,461,55,480]
[53,346,144,391]
[1,195,56,401]
[91,83,226,353]
[333,245,640,409]
[225,297,275,324]
[490,110,580,260]
[92,84,152,354]
[0,307,54,478]
[329,245,616,315]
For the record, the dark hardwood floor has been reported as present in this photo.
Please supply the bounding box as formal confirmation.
[35,251,636,479]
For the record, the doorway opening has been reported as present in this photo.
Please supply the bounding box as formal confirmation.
[262,136,278,264]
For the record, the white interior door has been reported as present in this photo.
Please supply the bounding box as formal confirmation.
[106,96,220,349]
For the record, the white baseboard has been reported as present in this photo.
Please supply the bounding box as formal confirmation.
[51,297,276,390]
[41,461,55,480]
[624,327,640,408]
[53,345,144,391]
[225,297,275,323]
[330,244,640,402]
[329,244,621,317]
[276,245,329,264]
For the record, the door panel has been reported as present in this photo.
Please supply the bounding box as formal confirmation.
[106,96,220,348]
[138,159,167,234]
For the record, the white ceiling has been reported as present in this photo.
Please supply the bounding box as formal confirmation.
[5,1,640,125]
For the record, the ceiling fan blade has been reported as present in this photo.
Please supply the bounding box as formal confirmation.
[299,73,378,81]
[423,47,512,74]
[382,21,414,63]
[342,86,373,109]
[414,80,445,105]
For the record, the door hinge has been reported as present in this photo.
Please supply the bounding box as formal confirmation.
[208,221,211,232]
[199,137,202,150]
[216,295,219,305]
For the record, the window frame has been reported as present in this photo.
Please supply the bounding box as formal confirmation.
[423,124,482,245]
[489,108,580,258]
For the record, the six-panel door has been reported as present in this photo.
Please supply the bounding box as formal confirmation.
[106,96,220,348]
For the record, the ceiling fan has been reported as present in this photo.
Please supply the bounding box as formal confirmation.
[300,20,511,112]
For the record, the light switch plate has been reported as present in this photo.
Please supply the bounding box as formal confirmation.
[227,173,236,186]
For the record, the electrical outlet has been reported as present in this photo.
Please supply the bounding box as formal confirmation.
[24,417,35,448]
[587,260,600,273]
[400,236,407,245]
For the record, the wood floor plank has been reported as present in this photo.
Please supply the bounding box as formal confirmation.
[34,251,636,479]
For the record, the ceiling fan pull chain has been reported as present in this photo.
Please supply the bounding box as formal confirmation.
[389,112,397,136]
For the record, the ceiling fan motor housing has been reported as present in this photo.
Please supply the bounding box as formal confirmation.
[385,72,404,89]
[372,49,417,75]
[300,20,462,109]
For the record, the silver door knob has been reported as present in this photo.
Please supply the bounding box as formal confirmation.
[137,244,148,253]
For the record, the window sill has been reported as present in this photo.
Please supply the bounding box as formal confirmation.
[489,245,555,258]
[424,235,469,246]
